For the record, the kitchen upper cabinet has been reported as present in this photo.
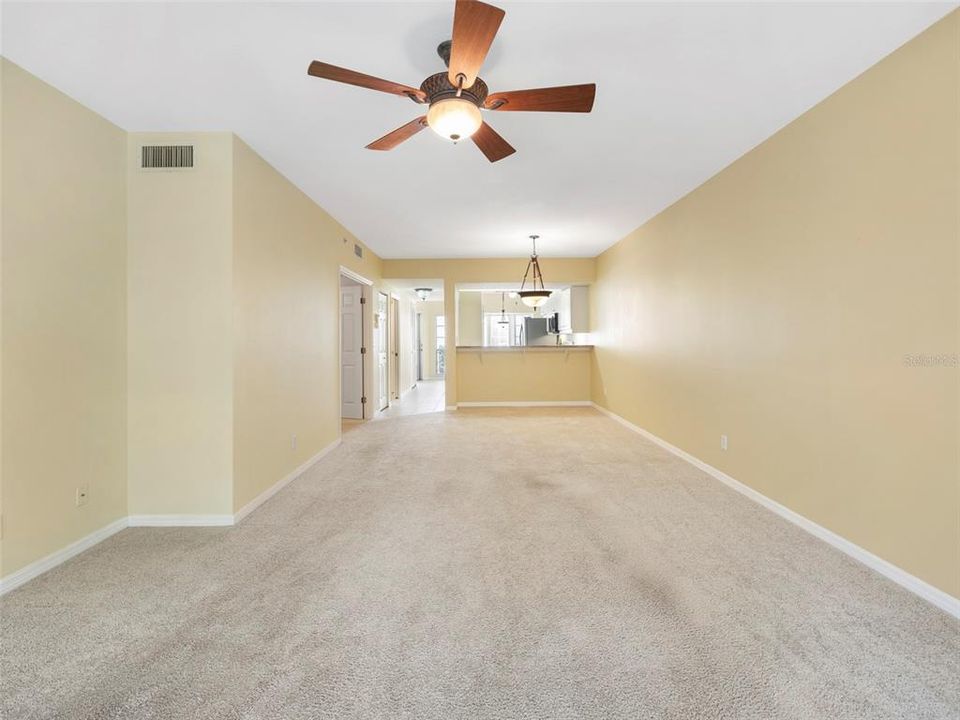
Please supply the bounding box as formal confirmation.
[558,285,589,333]
[539,290,559,317]
[540,286,589,333]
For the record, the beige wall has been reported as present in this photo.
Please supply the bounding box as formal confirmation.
[1,59,127,574]
[233,137,381,512]
[457,348,592,404]
[127,133,385,518]
[382,258,596,405]
[592,13,960,597]
[458,292,483,346]
[480,291,535,316]
[381,258,596,286]
[1,60,5,572]
[126,132,235,517]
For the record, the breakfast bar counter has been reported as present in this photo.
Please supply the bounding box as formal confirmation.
[455,345,593,406]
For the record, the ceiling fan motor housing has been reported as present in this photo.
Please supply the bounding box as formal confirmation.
[419,72,488,107]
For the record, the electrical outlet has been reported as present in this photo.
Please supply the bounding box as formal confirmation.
[75,484,89,507]
[291,434,297,450]
[720,435,728,451]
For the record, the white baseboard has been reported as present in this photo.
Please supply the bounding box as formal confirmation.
[233,438,341,524]
[457,400,593,408]
[591,402,960,619]
[0,517,128,596]
[127,515,234,527]
[444,405,458,411]
[0,440,344,595]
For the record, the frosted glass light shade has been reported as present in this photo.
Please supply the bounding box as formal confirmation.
[427,99,482,142]
[518,290,551,308]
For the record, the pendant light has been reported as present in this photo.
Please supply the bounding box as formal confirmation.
[498,291,509,325]
[517,235,551,308]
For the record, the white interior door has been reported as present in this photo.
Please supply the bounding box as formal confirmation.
[377,292,389,411]
[341,285,364,419]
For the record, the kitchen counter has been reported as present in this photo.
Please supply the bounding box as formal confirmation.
[455,345,592,405]
[456,345,593,352]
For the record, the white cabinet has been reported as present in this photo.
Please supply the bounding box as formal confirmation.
[540,286,589,333]
[558,285,589,333]
[559,289,572,332]
[539,290,559,317]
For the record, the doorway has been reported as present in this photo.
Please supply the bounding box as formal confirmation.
[340,268,378,423]
[415,300,445,381]
[375,279,446,418]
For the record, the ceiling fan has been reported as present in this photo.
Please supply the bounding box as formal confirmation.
[307,0,596,163]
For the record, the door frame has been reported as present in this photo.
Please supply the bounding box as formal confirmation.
[389,295,400,400]
[339,267,374,422]
[416,312,423,382]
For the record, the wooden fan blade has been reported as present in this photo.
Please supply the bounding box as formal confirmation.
[308,61,426,103]
[484,84,596,112]
[366,117,428,151]
[471,121,515,163]
[448,0,505,90]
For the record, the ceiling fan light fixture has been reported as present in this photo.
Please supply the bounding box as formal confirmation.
[426,98,482,142]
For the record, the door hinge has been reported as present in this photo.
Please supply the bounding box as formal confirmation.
[361,396,367,404]
[360,296,367,305]
[361,347,367,354]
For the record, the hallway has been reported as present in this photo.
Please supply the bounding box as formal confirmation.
[378,379,445,419]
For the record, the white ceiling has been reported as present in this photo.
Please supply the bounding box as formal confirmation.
[2,2,954,258]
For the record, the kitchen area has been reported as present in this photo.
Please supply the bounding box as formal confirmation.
[455,284,593,406]
[381,249,598,410]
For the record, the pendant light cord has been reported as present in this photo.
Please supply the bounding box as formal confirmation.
[520,234,544,292]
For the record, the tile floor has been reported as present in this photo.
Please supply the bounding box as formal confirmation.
[377,378,446,419]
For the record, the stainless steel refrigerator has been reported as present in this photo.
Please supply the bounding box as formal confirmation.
[523,317,552,346]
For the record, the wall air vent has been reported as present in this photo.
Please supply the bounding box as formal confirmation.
[354,243,363,258]
[140,145,194,169]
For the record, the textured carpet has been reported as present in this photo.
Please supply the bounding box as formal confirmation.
[2,408,958,719]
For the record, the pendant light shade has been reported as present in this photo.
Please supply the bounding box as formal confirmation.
[519,291,550,308]
[518,235,551,308]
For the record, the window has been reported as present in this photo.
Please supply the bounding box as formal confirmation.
[435,316,445,376]
[483,313,525,347]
